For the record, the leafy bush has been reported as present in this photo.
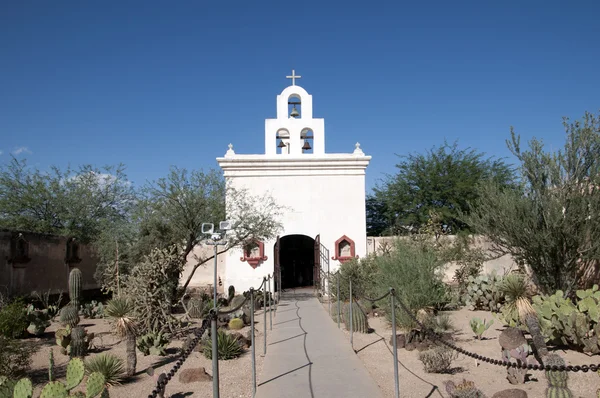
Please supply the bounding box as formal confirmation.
[418,346,457,373]
[85,353,126,386]
[0,299,28,339]
[335,254,379,302]
[532,284,600,354]
[203,329,244,360]
[374,239,447,329]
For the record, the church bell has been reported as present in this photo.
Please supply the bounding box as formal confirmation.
[277,139,287,148]
[290,106,299,118]
[302,140,312,151]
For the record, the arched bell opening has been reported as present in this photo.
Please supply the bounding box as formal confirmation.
[288,94,301,119]
[278,234,315,289]
[300,128,314,154]
[276,128,290,154]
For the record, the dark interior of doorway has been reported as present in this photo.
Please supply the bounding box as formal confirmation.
[279,234,314,290]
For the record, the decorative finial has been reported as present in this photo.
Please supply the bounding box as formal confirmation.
[225,143,235,157]
[353,142,364,156]
[286,69,302,86]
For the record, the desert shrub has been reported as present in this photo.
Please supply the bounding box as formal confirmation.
[203,329,244,360]
[375,239,447,329]
[335,254,379,302]
[0,336,37,378]
[418,346,457,373]
[0,299,28,339]
[85,353,126,386]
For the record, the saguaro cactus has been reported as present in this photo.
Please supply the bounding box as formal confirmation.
[69,267,82,308]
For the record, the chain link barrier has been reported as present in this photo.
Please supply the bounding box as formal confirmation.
[147,318,210,398]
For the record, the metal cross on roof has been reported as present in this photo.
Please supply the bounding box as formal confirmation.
[286,69,302,86]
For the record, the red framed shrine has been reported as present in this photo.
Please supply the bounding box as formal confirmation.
[331,235,358,263]
[240,240,268,269]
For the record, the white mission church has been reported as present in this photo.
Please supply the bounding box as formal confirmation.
[184,71,371,293]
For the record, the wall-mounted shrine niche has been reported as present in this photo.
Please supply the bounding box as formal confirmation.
[332,235,357,263]
[9,232,31,267]
[240,240,268,269]
[65,237,82,266]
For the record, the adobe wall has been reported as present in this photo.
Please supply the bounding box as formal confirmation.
[0,229,99,297]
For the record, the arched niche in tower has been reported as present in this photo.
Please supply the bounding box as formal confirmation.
[276,128,290,154]
[288,94,301,119]
[277,85,313,120]
[300,128,314,154]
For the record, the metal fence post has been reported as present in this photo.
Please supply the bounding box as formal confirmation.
[210,309,220,398]
[390,288,399,398]
[328,271,331,316]
[268,275,272,330]
[349,278,353,346]
[263,277,267,355]
[337,272,340,329]
[250,289,256,397]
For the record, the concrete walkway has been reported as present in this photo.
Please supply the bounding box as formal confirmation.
[256,288,383,398]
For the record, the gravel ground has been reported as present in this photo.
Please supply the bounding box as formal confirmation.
[26,312,268,398]
[321,302,600,398]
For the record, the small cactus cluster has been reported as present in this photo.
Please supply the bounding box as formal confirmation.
[55,325,94,357]
[544,353,573,398]
[48,349,55,382]
[470,317,494,340]
[2,358,108,398]
[342,301,369,334]
[502,343,538,384]
[462,273,504,312]
[445,379,487,398]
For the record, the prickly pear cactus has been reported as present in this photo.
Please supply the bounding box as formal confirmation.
[502,343,537,384]
[69,268,82,308]
[59,305,80,328]
[55,326,72,354]
[0,376,16,398]
[12,378,33,398]
[462,273,504,312]
[65,357,85,390]
[342,301,369,334]
[85,373,106,398]
[40,381,68,398]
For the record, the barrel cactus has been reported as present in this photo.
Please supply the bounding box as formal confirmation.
[544,353,572,398]
[69,268,82,308]
[229,318,244,330]
[342,301,369,333]
[59,305,80,328]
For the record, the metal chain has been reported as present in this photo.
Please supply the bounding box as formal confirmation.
[148,318,210,398]
[393,297,600,373]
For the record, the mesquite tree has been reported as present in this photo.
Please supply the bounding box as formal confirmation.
[467,111,600,296]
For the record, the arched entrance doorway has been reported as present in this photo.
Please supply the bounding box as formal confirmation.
[278,234,315,289]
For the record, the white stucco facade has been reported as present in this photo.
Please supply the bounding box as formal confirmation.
[216,79,371,292]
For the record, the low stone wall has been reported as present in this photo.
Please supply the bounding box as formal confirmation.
[0,229,99,297]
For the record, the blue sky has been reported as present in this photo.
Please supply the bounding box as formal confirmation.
[1,1,599,193]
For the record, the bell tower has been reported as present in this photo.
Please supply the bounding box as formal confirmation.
[265,70,325,156]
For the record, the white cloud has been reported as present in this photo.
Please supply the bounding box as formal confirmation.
[13,146,32,155]
[0,150,3,155]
